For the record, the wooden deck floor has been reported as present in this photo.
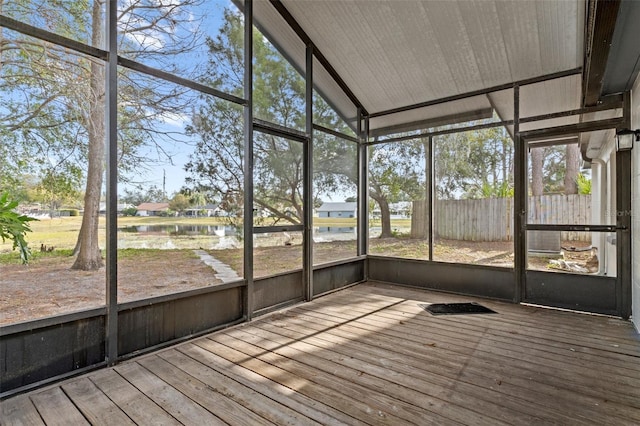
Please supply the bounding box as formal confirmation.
[2,281,640,425]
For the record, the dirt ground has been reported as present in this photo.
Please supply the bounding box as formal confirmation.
[0,250,216,326]
[0,243,361,326]
[1,239,597,326]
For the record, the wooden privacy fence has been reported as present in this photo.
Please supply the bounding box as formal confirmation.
[411,194,591,242]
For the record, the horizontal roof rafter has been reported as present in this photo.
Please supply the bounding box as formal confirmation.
[370,68,583,119]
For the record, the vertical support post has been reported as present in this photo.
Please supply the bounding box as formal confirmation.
[357,111,369,258]
[428,135,434,261]
[105,0,118,365]
[243,0,254,320]
[303,44,314,301]
[513,84,525,303]
[617,91,632,319]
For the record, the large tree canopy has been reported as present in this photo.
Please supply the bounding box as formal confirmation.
[185,11,357,226]
[434,127,514,200]
[369,141,425,238]
[1,0,206,269]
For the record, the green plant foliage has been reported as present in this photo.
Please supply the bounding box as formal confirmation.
[435,127,514,200]
[0,192,37,264]
[121,207,138,217]
[576,173,592,195]
[59,209,80,216]
[479,181,514,198]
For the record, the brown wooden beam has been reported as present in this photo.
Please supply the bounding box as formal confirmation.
[582,0,622,106]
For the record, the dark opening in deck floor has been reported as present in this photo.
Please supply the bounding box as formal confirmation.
[2,281,640,425]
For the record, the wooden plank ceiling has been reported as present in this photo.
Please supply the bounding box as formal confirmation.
[273,0,585,133]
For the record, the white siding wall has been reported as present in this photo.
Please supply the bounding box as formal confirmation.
[632,73,640,332]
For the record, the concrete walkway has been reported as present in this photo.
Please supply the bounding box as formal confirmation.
[193,249,241,283]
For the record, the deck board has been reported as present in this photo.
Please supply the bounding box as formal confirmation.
[288,302,640,423]
[234,322,548,425]
[300,298,640,389]
[61,378,135,426]
[29,387,89,426]
[211,329,472,425]
[292,295,640,413]
[113,362,227,425]
[157,349,321,426]
[2,281,639,425]
[177,343,358,425]
[249,313,601,424]
[0,394,45,426]
[89,369,181,425]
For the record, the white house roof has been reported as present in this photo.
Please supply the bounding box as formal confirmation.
[186,204,219,210]
[317,202,357,212]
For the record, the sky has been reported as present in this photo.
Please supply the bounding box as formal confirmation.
[118,0,233,197]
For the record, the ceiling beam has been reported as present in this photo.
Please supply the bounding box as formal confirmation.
[520,116,624,142]
[528,137,579,149]
[601,0,640,94]
[369,108,494,138]
[370,68,582,119]
[582,0,622,106]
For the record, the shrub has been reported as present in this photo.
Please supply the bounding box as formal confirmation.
[121,207,138,216]
[576,173,591,195]
[60,208,80,216]
[0,192,37,264]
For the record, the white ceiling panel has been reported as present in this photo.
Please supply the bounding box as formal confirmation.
[313,56,359,130]
[487,88,515,122]
[252,0,306,73]
[251,0,585,133]
[281,0,584,118]
[519,74,582,118]
[457,1,512,88]
[369,94,493,135]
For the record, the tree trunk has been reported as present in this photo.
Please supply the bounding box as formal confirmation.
[501,139,508,183]
[530,147,544,196]
[564,143,580,194]
[0,1,4,75]
[72,1,105,270]
[421,140,430,239]
[372,195,393,238]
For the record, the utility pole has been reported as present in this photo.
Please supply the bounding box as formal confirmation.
[163,169,166,199]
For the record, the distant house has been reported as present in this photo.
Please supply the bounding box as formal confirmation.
[371,201,412,219]
[184,204,220,217]
[316,202,357,218]
[136,202,170,216]
[99,203,135,214]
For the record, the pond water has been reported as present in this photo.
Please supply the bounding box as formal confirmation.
[118,224,237,236]
[313,226,357,242]
[116,224,361,249]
